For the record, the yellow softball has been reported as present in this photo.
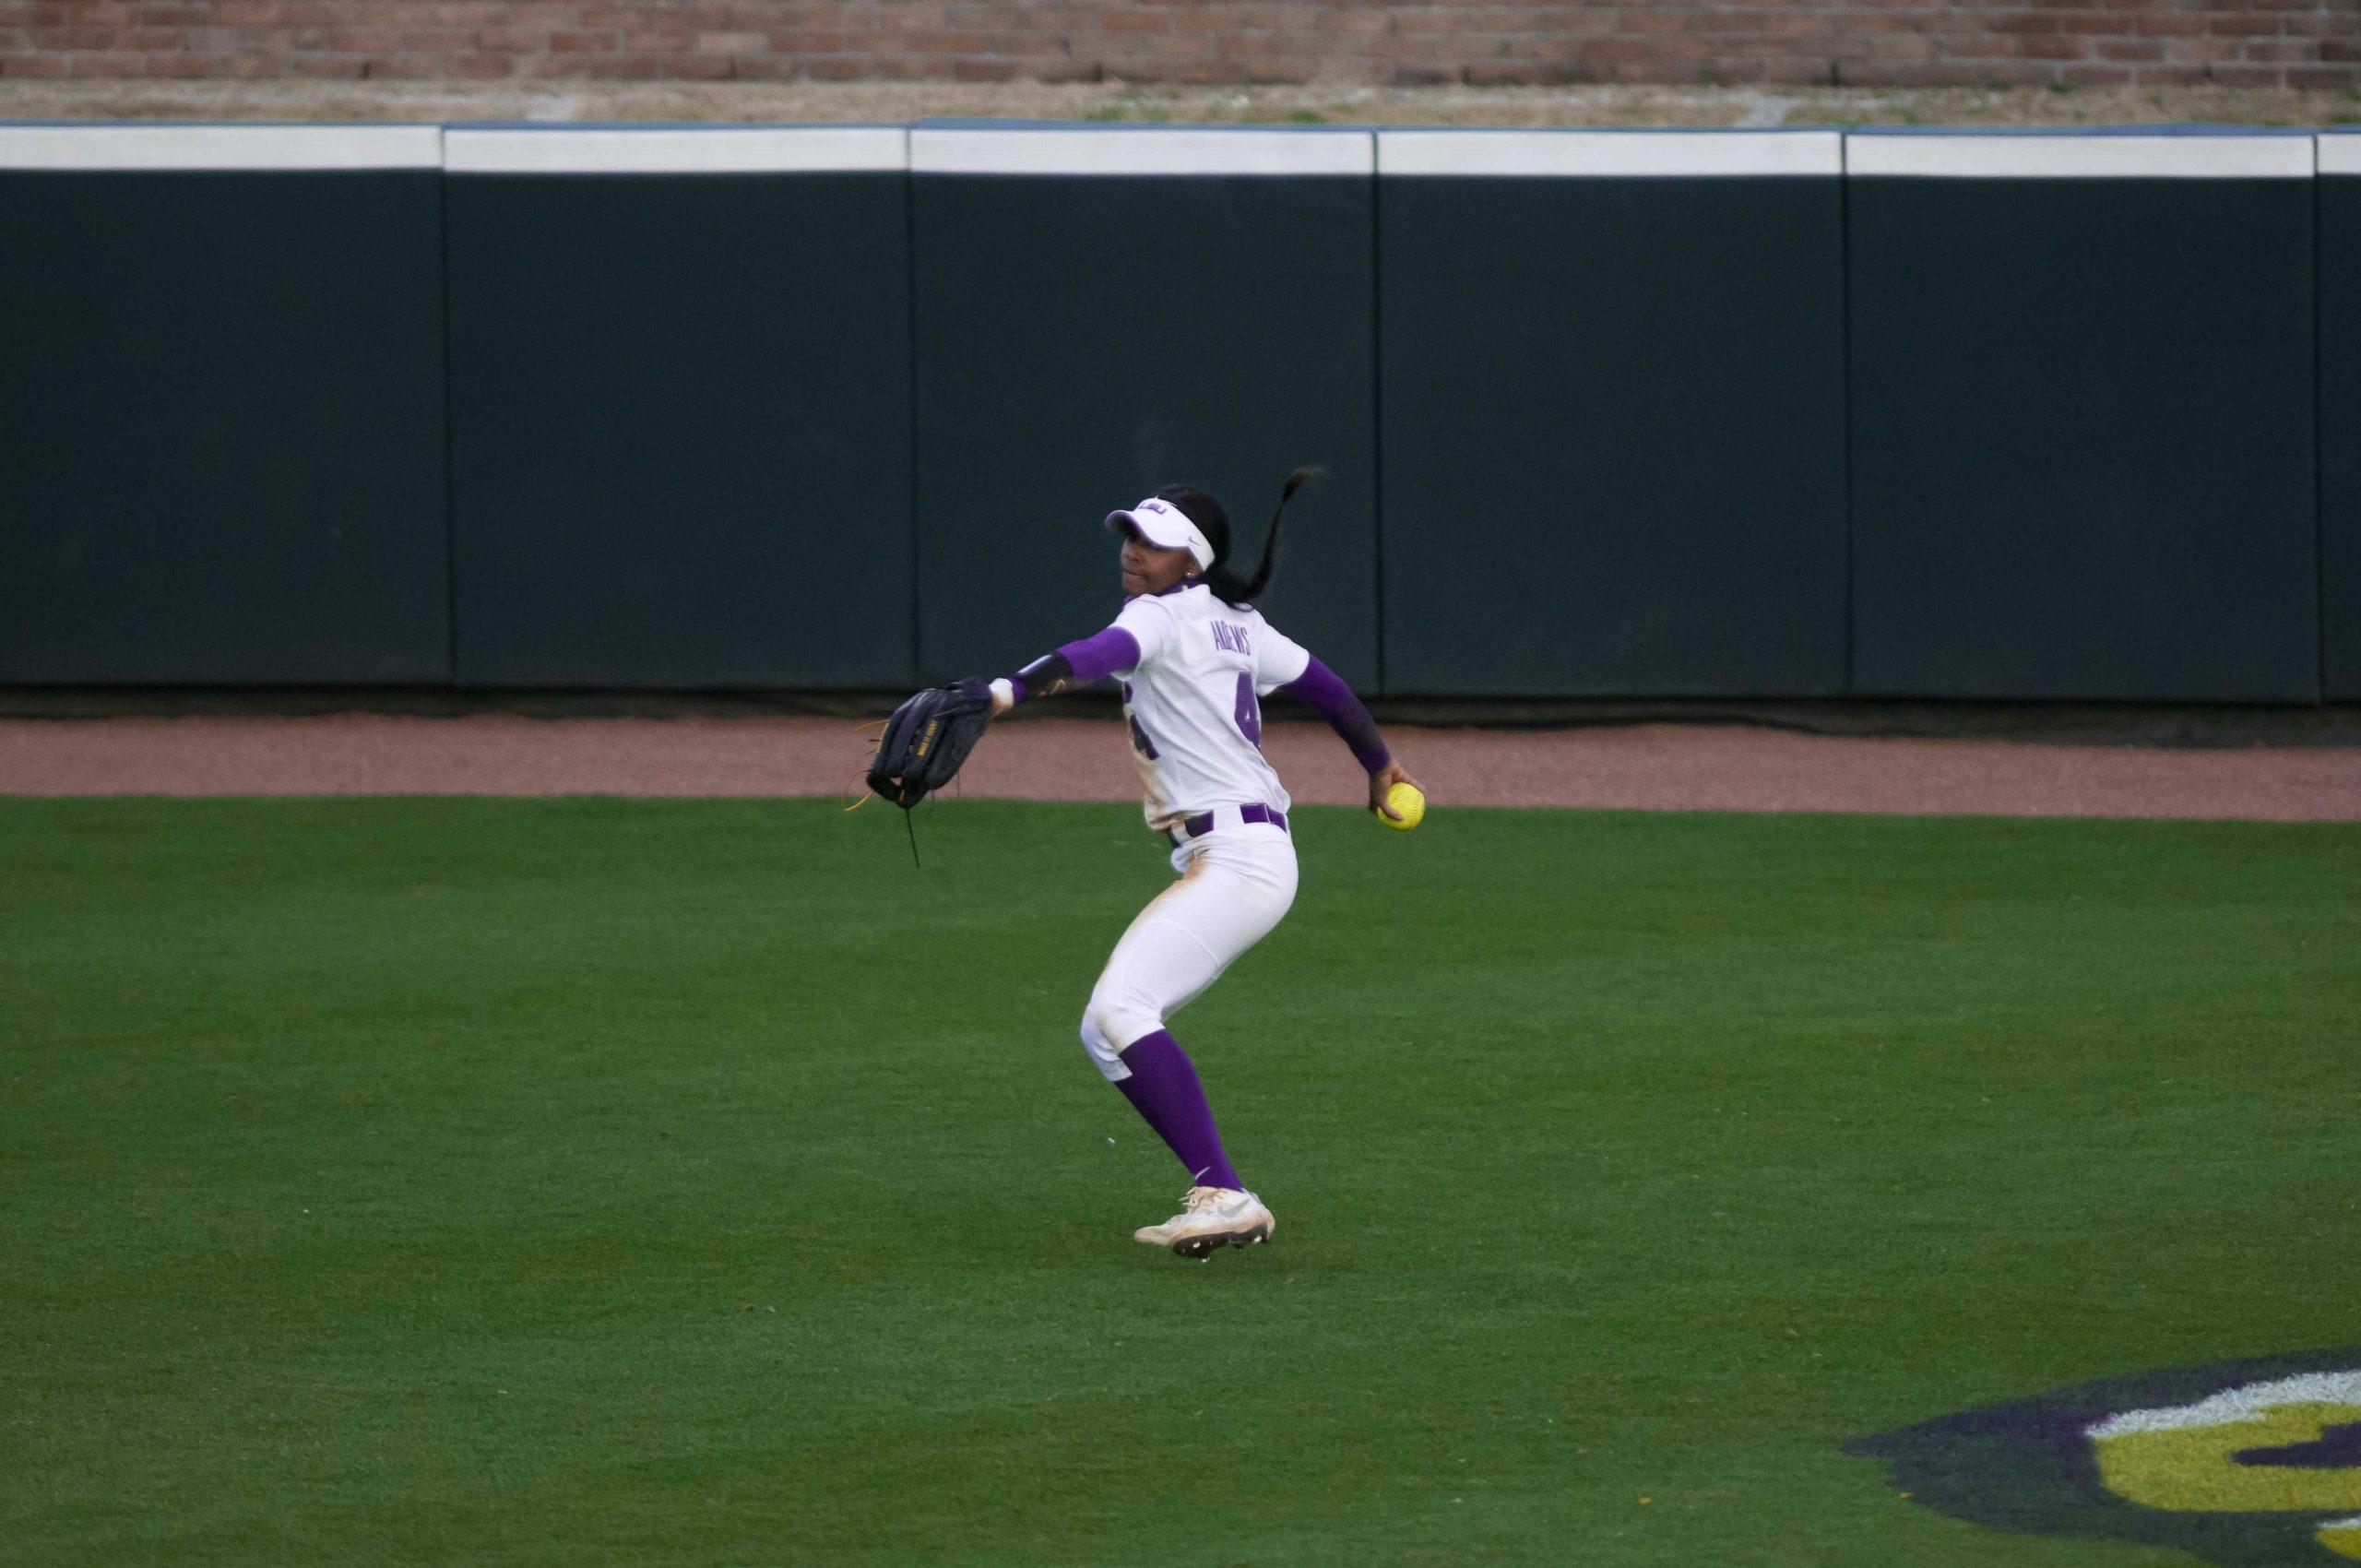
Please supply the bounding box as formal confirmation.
[1378,780,1425,831]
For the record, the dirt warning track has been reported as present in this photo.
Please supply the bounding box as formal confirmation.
[3,715,2355,822]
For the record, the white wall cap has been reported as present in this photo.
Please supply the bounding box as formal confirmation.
[0,124,442,171]
[444,125,907,174]
[1847,134,2313,180]
[2318,135,2361,176]
[912,126,1372,177]
[1380,129,1842,177]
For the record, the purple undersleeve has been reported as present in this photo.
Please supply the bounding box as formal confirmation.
[1281,655,1391,774]
[1007,625,1143,706]
[1057,625,1142,684]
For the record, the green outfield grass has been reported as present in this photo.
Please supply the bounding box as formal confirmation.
[3,797,2355,1567]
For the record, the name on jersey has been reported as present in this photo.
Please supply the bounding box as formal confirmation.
[1210,622,1252,656]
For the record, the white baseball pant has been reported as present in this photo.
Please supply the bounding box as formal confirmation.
[1079,818,1299,1082]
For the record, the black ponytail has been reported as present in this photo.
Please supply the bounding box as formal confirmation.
[1161,466,1320,610]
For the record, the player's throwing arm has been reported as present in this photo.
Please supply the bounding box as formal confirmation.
[877,468,1420,1261]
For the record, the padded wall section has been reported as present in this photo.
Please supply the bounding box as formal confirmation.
[911,128,1378,688]
[445,128,912,688]
[2321,139,2361,699]
[1378,132,1847,696]
[1847,135,2319,702]
[0,129,449,683]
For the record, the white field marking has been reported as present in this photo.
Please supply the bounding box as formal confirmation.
[2321,137,2361,177]
[1378,129,1840,178]
[911,126,1372,177]
[2325,1516,2361,1529]
[443,125,906,175]
[2085,1371,2361,1439]
[0,124,441,171]
[1847,134,2314,180]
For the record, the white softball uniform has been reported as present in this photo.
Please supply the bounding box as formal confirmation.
[1080,820,1299,1080]
[1109,584,1311,835]
[1079,584,1312,1081]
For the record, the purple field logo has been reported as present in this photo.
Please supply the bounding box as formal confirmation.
[1851,1348,2361,1564]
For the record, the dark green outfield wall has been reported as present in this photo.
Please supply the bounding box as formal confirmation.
[2321,137,2361,701]
[443,128,913,688]
[1378,132,1846,697]
[0,129,449,683]
[0,125,2346,705]
[1847,133,2319,703]
[909,127,1379,689]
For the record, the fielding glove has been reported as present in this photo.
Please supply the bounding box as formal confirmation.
[865,678,994,810]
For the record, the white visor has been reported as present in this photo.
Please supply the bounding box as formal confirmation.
[1104,494,1215,571]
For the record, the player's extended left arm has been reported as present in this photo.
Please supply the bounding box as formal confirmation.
[984,624,1141,714]
[1278,657,1423,821]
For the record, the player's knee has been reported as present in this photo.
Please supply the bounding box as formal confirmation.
[1081,993,1159,1081]
[1078,1007,1123,1081]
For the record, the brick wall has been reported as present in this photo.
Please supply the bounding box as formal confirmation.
[3,1,2356,91]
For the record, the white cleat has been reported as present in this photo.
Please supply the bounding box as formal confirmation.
[1133,1186,1275,1259]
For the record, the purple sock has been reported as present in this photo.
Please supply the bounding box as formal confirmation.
[1114,1029,1243,1191]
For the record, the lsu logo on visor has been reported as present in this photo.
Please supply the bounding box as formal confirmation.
[1850,1348,2361,1564]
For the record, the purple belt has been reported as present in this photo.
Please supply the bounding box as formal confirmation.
[1170,802,1288,845]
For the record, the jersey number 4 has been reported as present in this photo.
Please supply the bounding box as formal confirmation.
[1233,672,1263,749]
[1122,676,1261,759]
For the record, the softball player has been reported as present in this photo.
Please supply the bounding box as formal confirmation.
[981,473,1418,1258]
